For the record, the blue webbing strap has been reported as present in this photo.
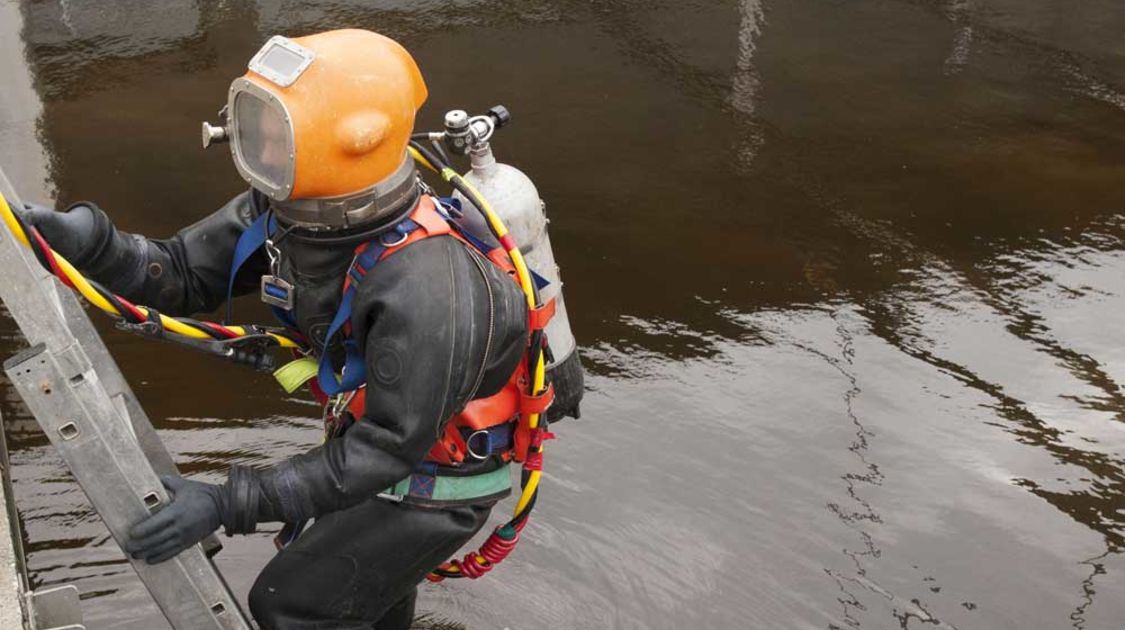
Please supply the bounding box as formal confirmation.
[437,196,462,215]
[316,219,424,395]
[271,305,298,329]
[531,268,550,290]
[435,197,552,290]
[317,286,367,395]
[451,220,494,255]
[464,422,514,458]
[436,197,495,255]
[226,210,276,324]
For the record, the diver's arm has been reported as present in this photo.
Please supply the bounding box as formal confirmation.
[25,191,268,316]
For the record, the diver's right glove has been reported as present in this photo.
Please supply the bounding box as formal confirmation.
[122,466,261,564]
[17,202,100,265]
[123,474,226,564]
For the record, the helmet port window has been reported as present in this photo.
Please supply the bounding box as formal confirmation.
[233,91,291,192]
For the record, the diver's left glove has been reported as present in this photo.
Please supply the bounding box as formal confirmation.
[17,201,151,298]
[123,467,259,564]
[17,202,100,265]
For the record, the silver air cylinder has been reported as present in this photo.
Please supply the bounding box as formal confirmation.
[453,147,577,368]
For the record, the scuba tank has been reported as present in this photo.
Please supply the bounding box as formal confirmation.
[444,107,584,421]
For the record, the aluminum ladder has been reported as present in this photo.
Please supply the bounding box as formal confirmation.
[0,166,252,629]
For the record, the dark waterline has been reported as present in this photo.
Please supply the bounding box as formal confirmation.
[2,1,1125,628]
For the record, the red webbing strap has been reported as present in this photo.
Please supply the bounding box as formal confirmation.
[411,197,453,237]
[528,297,556,331]
[519,382,554,415]
[305,348,332,406]
[522,428,556,471]
[341,196,456,335]
[438,421,467,464]
[512,383,554,462]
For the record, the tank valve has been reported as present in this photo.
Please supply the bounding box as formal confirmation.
[442,106,510,156]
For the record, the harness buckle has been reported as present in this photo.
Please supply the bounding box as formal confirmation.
[322,389,358,440]
[260,274,295,310]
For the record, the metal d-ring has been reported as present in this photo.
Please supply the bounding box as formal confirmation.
[466,429,491,460]
[380,229,409,247]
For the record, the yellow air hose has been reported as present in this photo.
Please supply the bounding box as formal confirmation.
[409,146,549,569]
[443,169,546,512]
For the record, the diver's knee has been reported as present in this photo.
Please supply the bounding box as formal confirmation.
[248,568,287,629]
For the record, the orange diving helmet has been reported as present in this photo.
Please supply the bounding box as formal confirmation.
[206,29,428,229]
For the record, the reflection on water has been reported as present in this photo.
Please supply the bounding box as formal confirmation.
[1,0,1125,628]
[0,0,51,201]
[836,209,1125,628]
[941,0,973,75]
[731,0,765,170]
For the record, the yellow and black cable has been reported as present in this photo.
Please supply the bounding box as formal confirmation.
[0,192,305,351]
[409,140,551,580]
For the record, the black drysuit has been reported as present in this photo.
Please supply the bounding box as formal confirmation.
[74,188,533,628]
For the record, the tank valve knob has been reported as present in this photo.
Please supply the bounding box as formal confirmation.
[487,105,512,128]
[201,122,229,149]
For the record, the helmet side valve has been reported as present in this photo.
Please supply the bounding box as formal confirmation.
[201,122,229,149]
[201,105,230,149]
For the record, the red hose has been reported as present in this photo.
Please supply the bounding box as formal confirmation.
[30,227,74,289]
[428,525,522,582]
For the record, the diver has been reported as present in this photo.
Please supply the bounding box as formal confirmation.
[18,29,582,629]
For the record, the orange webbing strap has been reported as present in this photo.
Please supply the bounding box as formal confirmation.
[485,247,516,274]
[528,297,556,331]
[341,196,454,294]
[520,382,554,415]
[512,382,554,462]
[341,196,458,336]
[410,196,453,236]
[437,422,468,465]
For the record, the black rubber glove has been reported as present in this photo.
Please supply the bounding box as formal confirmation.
[124,475,226,564]
[18,202,99,265]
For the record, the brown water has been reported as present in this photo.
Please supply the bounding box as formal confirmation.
[2,0,1125,628]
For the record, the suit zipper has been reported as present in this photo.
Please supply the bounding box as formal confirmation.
[465,245,495,402]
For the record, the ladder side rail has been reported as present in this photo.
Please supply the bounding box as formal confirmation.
[5,345,248,629]
[0,169,248,628]
[0,171,221,555]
